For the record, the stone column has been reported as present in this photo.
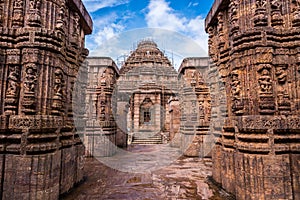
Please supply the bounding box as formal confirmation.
[206,0,300,199]
[0,0,92,198]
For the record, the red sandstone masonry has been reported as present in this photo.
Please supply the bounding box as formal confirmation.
[206,0,300,199]
[0,0,92,199]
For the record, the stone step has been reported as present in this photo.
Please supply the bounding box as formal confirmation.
[132,134,163,144]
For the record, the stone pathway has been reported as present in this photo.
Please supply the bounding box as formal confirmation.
[61,145,233,200]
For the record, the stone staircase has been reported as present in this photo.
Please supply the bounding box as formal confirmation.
[131,133,163,145]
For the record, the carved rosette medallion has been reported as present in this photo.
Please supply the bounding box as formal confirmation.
[254,0,268,26]
[4,66,20,115]
[257,65,275,114]
[12,0,24,27]
[275,65,291,114]
[292,0,300,27]
[27,0,41,27]
[21,64,38,114]
[51,68,64,115]
[230,70,244,115]
[270,0,283,27]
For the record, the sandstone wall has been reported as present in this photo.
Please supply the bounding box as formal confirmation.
[0,0,92,198]
[84,57,119,156]
[178,58,211,157]
[206,0,300,199]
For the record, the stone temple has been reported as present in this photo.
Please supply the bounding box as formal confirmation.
[84,40,212,157]
[0,0,299,199]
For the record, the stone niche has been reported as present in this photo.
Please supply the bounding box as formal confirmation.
[0,0,92,199]
[206,0,300,199]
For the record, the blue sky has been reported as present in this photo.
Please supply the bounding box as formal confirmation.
[82,0,214,68]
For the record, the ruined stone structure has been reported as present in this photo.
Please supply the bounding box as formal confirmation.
[206,0,300,199]
[178,58,211,157]
[84,57,119,156]
[0,0,92,198]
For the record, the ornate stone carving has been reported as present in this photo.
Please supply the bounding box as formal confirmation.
[0,0,4,27]
[254,0,268,26]
[208,27,218,62]
[56,6,65,31]
[6,49,20,64]
[27,0,41,27]
[4,66,20,115]
[217,12,225,49]
[229,0,239,35]
[230,70,243,115]
[292,0,300,27]
[257,65,275,114]
[275,65,291,114]
[270,0,283,27]
[73,12,80,37]
[22,64,38,114]
[51,68,64,115]
[12,0,24,27]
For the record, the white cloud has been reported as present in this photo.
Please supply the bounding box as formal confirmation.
[145,0,208,54]
[83,0,129,13]
[146,0,186,31]
[86,11,134,50]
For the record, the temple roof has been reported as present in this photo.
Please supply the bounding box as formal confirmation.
[120,40,172,74]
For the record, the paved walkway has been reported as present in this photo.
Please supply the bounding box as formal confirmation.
[61,145,233,200]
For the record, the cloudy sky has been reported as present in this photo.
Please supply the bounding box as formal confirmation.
[82,0,214,69]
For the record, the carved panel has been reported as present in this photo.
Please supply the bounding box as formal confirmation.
[230,70,244,115]
[275,65,291,114]
[51,68,64,115]
[4,66,20,115]
[229,0,239,35]
[254,0,268,26]
[292,0,300,27]
[257,64,275,114]
[12,0,24,27]
[270,0,283,27]
[56,6,65,31]
[21,64,38,115]
[0,0,4,27]
[27,0,42,27]
[6,49,20,64]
